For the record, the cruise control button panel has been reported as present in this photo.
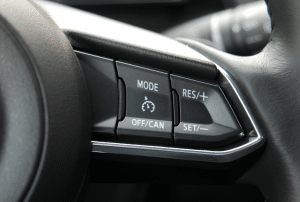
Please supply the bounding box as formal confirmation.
[170,74,243,147]
[116,62,173,144]
[82,53,264,164]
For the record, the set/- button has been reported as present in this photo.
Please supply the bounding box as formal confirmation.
[170,74,244,147]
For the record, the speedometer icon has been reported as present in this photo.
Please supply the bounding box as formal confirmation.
[142,97,155,113]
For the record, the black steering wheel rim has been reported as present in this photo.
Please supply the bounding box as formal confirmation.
[0,1,91,202]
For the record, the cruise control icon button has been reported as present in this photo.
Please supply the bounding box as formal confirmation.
[116,61,173,144]
[142,97,155,113]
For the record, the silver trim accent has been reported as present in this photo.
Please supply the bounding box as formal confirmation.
[92,64,265,163]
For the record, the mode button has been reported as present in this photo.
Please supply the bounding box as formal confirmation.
[116,62,173,144]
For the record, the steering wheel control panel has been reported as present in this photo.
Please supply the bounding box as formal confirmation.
[78,51,264,163]
[116,61,244,147]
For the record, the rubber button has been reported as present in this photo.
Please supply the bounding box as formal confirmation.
[118,78,126,121]
[172,90,180,126]
[116,61,173,144]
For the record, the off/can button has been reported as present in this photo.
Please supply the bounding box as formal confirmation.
[116,61,173,144]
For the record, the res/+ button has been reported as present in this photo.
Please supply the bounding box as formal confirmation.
[171,74,244,147]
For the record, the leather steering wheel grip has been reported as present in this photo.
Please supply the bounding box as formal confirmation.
[177,0,300,201]
[0,1,91,202]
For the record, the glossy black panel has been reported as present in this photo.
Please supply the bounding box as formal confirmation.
[78,51,118,140]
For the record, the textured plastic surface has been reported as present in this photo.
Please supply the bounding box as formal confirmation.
[77,51,118,140]
[116,61,173,143]
[170,74,243,147]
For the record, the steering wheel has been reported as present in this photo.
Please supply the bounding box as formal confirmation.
[177,0,300,201]
[0,0,298,201]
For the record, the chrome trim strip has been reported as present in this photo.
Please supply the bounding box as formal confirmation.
[216,64,264,147]
[92,64,265,163]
